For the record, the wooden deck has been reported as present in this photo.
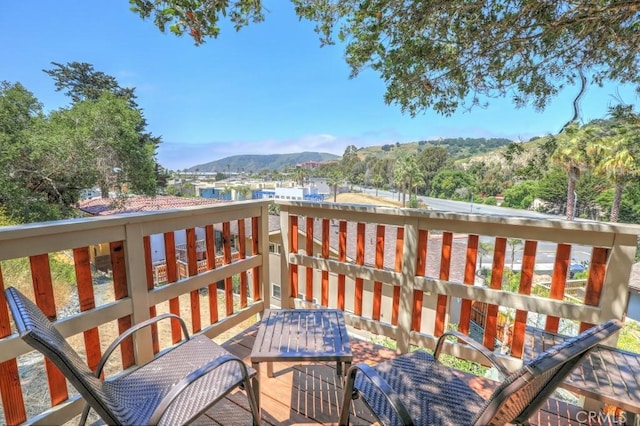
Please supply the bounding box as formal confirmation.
[208,324,393,425]
[195,324,612,426]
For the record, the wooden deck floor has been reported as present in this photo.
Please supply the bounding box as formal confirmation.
[196,324,615,426]
[200,324,396,425]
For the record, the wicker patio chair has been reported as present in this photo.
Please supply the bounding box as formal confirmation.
[339,319,622,425]
[5,286,260,425]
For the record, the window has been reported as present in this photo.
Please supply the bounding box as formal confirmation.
[272,284,281,299]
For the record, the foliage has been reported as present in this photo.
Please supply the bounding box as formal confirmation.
[131,1,640,116]
[502,181,537,209]
[430,169,474,200]
[535,167,568,210]
[616,320,640,353]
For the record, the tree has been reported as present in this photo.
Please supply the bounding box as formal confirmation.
[431,169,474,200]
[51,93,157,198]
[417,146,449,195]
[550,123,591,220]
[502,181,537,210]
[327,169,343,202]
[44,62,164,191]
[586,106,640,222]
[131,1,640,116]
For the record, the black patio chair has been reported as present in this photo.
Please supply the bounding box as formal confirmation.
[5,286,260,425]
[339,319,622,425]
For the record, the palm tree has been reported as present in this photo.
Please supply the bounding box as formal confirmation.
[550,123,590,220]
[394,156,423,207]
[327,170,343,203]
[587,106,640,222]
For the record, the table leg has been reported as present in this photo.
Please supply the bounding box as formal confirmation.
[267,361,274,378]
[252,361,261,417]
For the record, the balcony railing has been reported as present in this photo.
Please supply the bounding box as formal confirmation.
[0,199,639,424]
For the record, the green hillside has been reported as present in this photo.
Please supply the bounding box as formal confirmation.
[187,152,339,173]
[357,137,515,160]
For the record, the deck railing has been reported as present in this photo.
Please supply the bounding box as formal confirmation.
[1,199,639,424]
[278,201,639,364]
[0,200,272,425]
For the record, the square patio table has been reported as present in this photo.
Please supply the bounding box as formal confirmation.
[250,308,352,409]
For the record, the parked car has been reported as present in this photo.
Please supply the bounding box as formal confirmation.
[569,263,586,278]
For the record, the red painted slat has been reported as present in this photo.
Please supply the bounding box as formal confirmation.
[580,247,608,333]
[372,225,385,321]
[354,223,365,316]
[238,219,248,308]
[458,234,479,335]
[511,240,538,358]
[412,229,428,331]
[251,217,260,301]
[186,228,201,332]
[205,225,219,324]
[434,232,453,337]
[337,221,347,310]
[545,243,571,332]
[30,254,69,405]
[73,247,103,373]
[164,232,182,343]
[290,215,299,300]
[143,236,159,354]
[305,216,314,302]
[484,237,506,350]
[0,265,27,425]
[222,222,234,316]
[321,218,330,306]
[391,227,403,326]
[110,241,134,368]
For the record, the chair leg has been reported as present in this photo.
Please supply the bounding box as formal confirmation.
[244,375,261,426]
[339,366,359,426]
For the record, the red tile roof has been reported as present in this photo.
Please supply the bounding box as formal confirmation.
[78,196,221,216]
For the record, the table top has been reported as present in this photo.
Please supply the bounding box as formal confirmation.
[250,309,353,363]
[524,326,640,413]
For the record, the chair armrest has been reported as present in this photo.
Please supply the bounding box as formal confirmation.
[148,354,254,425]
[95,313,190,378]
[434,330,510,378]
[80,313,192,425]
[346,364,413,425]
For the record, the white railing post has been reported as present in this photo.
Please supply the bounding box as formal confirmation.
[601,231,637,322]
[259,203,271,315]
[123,222,153,365]
[397,217,419,354]
[279,205,293,308]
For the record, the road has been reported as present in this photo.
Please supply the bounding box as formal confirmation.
[359,187,592,267]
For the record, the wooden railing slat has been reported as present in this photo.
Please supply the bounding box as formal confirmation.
[222,222,233,316]
[545,243,571,332]
[321,218,329,306]
[580,247,608,332]
[204,224,219,324]
[458,234,479,336]
[337,221,347,310]
[73,247,103,373]
[186,228,201,332]
[238,219,248,308]
[0,265,27,425]
[435,232,453,337]
[290,215,299,301]
[109,242,134,368]
[412,229,428,331]
[391,227,403,326]
[251,217,260,301]
[30,253,69,405]
[354,223,365,316]
[305,217,314,303]
[372,225,385,321]
[484,237,506,350]
[163,231,182,343]
[511,240,538,358]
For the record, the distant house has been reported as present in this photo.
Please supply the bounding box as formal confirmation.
[78,196,225,276]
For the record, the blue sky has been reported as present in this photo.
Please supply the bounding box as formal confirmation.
[2,1,638,171]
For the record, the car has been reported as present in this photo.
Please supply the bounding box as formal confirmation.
[569,263,586,278]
